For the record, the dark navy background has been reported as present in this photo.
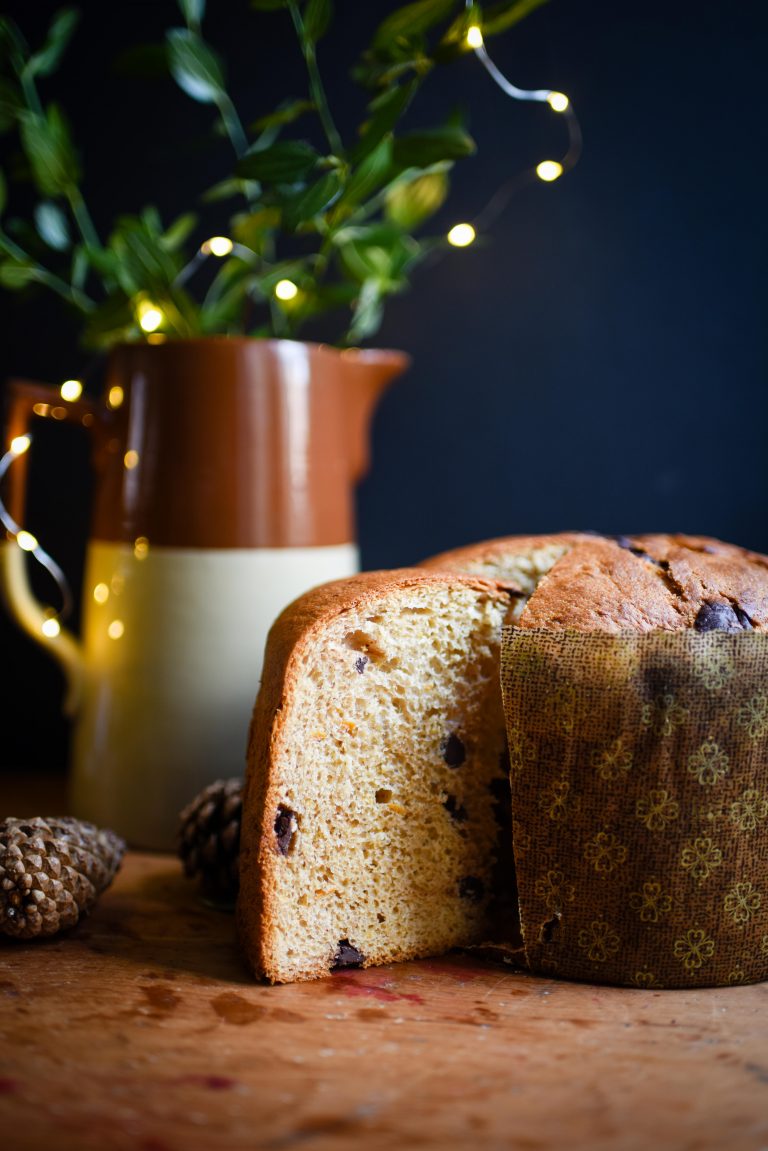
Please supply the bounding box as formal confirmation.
[1,1,767,771]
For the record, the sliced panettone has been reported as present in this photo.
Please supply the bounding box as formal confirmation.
[237,569,516,984]
[238,532,768,985]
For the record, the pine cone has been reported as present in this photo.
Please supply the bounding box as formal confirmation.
[177,778,242,904]
[0,817,125,940]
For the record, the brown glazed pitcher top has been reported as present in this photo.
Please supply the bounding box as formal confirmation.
[85,338,408,549]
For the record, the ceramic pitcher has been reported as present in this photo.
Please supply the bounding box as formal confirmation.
[0,338,408,848]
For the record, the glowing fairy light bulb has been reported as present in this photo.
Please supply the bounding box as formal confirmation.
[536,160,564,182]
[10,435,30,456]
[16,530,38,552]
[274,279,299,302]
[108,386,124,409]
[134,536,149,560]
[546,91,569,112]
[201,236,234,257]
[42,617,60,638]
[447,223,476,248]
[124,450,140,470]
[137,300,164,333]
[466,25,483,49]
[60,379,83,401]
[108,619,125,640]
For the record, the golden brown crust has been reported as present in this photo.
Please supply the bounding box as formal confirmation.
[518,534,768,632]
[236,567,509,982]
[517,538,685,632]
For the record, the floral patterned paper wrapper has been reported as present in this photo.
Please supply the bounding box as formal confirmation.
[500,628,768,988]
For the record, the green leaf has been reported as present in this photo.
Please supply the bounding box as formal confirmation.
[251,98,315,132]
[482,0,550,37]
[83,244,121,280]
[81,292,138,348]
[140,204,164,237]
[351,54,432,90]
[201,177,260,203]
[26,8,80,79]
[71,243,88,290]
[201,263,260,331]
[0,261,42,288]
[0,17,28,73]
[19,105,79,197]
[303,0,333,42]
[178,0,206,29]
[385,169,448,227]
[372,0,456,49]
[166,28,226,104]
[346,277,384,343]
[231,207,280,253]
[437,2,481,50]
[352,80,417,164]
[337,136,392,209]
[0,79,22,133]
[235,140,319,184]
[34,201,71,250]
[336,223,420,283]
[282,170,342,231]
[105,215,183,296]
[163,212,197,251]
[393,125,475,170]
[256,259,307,295]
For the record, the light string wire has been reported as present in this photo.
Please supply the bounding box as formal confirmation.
[151,12,583,315]
[460,2,582,234]
[0,437,73,631]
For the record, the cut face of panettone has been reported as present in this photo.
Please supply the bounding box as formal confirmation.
[237,571,515,984]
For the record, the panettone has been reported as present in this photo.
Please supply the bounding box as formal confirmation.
[237,533,768,984]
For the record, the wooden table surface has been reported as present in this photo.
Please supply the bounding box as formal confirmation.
[2,782,768,1150]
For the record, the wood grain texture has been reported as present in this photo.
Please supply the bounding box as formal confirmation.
[1,850,767,1151]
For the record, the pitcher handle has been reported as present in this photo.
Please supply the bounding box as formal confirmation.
[0,379,98,716]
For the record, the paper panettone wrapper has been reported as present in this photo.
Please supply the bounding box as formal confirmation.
[500,628,768,988]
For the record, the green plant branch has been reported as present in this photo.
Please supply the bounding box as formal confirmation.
[215,91,248,158]
[65,186,101,251]
[288,1,343,158]
[19,68,44,117]
[0,230,94,310]
[0,1,559,348]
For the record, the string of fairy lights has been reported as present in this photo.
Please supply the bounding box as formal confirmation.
[131,15,582,326]
[0,13,578,638]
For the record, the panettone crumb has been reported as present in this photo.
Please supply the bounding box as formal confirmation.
[259,583,512,983]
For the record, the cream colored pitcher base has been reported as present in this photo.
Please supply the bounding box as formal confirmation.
[69,541,359,849]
